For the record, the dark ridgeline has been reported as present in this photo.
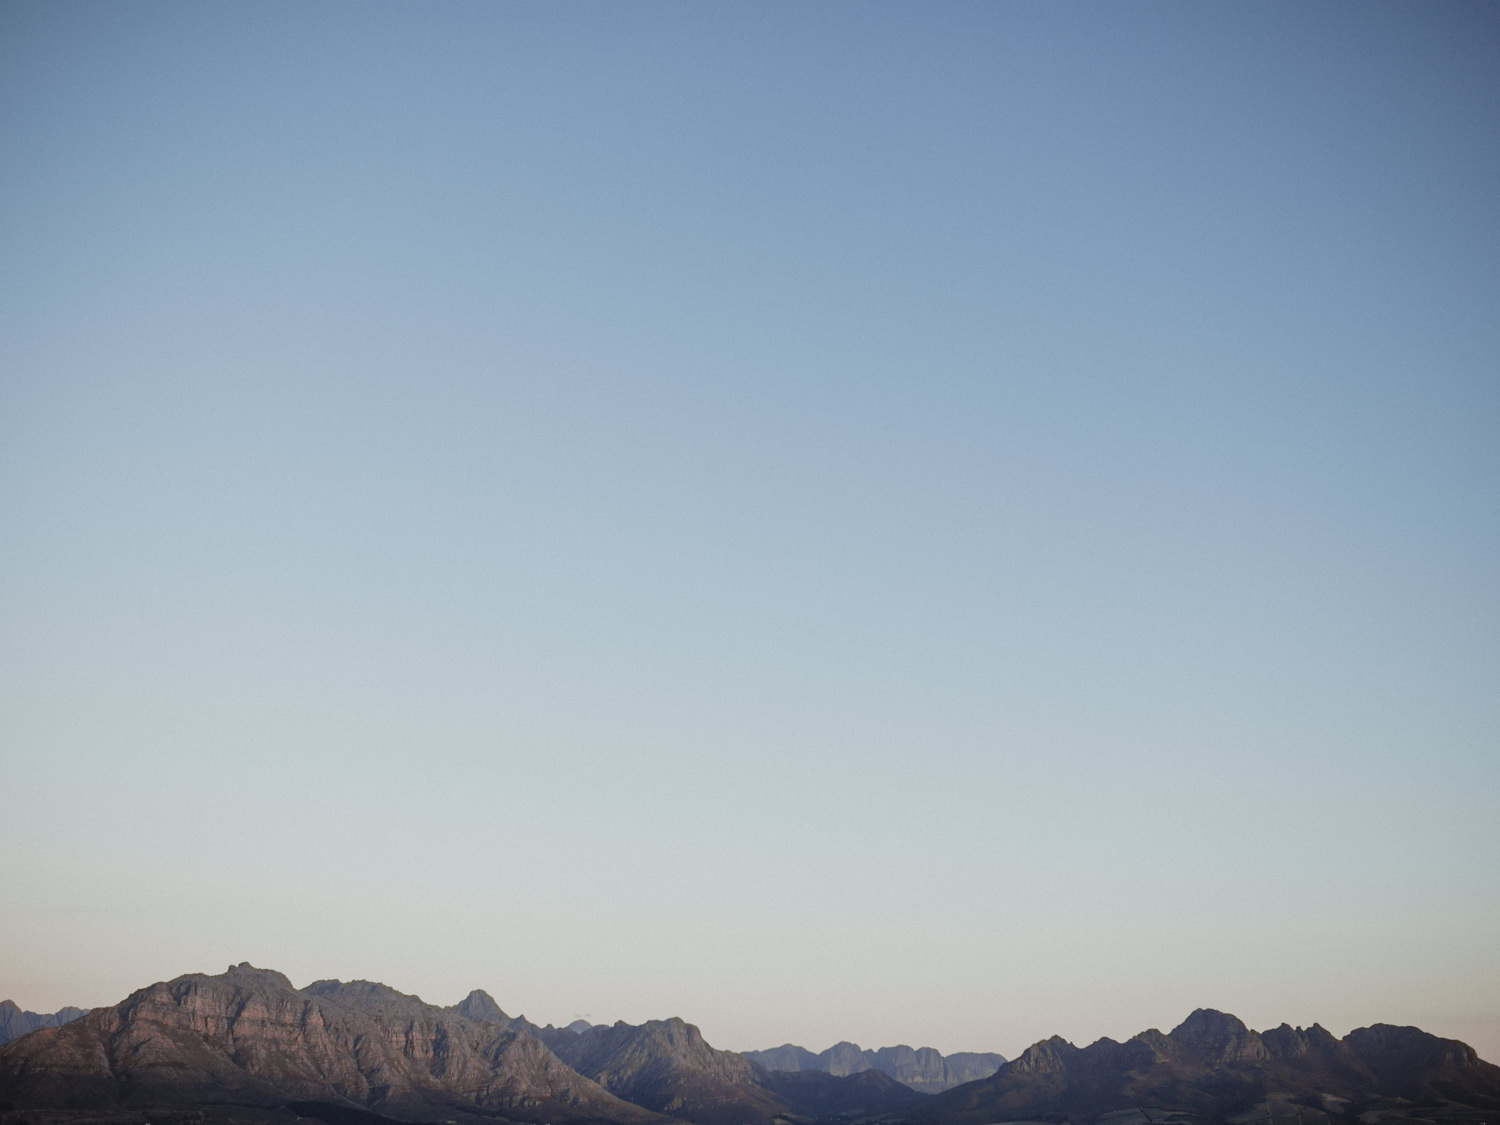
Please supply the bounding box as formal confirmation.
[926,1008,1500,1125]
[2,965,1498,1125]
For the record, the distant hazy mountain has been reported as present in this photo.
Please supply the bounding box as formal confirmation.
[927,1008,1500,1125]
[0,1000,89,1045]
[743,1043,819,1072]
[742,1038,1005,1092]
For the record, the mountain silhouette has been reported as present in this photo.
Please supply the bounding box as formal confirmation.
[0,963,661,1123]
[925,1008,1500,1125]
[3,969,1497,1125]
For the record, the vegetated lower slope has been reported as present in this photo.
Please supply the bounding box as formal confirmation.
[0,1001,90,1047]
[922,1008,1500,1125]
[0,963,664,1124]
[743,1041,1006,1092]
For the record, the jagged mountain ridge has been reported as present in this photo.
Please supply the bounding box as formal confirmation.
[533,1013,926,1124]
[742,1039,1005,1092]
[0,964,916,1125]
[928,1007,1500,1125]
[0,1001,90,1047]
[3,967,1499,1125]
[445,985,597,1046]
[0,963,663,1123]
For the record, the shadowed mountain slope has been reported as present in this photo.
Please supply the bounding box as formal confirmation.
[925,1009,1500,1125]
[757,1066,930,1117]
[548,1017,788,1125]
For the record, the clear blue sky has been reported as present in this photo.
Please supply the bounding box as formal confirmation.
[3,1,1497,1064]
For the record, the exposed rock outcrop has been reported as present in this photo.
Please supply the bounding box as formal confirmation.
[0,963,662,1123]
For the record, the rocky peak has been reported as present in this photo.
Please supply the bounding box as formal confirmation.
[1009,1036,1079,1076]
[1128,1027,1180,1063]
[1169,1008,1268,1062]
[221,962,297,991]
[1262,1022,1342,1058]
[821,1041,869,1076]
[451,988,510,1024]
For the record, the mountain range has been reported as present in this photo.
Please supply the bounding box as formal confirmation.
[741,1042,1005,1093]
[2,963,1497,1125]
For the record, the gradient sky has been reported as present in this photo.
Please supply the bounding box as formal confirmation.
[2,1,1498,1067]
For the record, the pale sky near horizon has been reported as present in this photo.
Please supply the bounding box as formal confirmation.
[2,1,1497,1067]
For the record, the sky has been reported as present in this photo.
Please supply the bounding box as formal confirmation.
[2,0,1498,1067]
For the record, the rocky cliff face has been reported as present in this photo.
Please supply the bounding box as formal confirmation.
[0,1001,89,1046]
[0,963,661,1123]
[1343,1023,1500,1104]
[818,1041,869,1077]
